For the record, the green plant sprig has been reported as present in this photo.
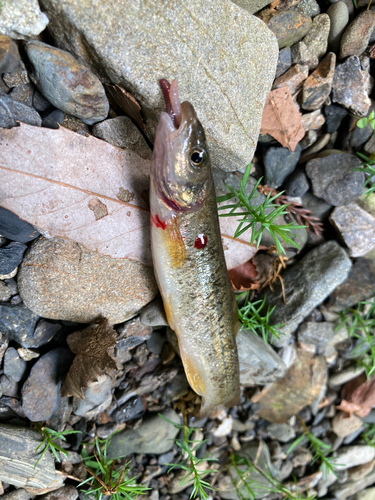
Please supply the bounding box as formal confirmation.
[228,452,316,500]
[34,426,81,467]
[353,152,375,198]
[159,414,218,500]
[80,434,150,500]
[236,292,284,344]
[216,163,306,255]
[362,423,375,447]
[336,296,375,378]
[287,417,340,479]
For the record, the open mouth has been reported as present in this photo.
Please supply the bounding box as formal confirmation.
[159,78,181,130]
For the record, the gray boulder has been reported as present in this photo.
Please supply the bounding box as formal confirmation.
[38,0,278,171]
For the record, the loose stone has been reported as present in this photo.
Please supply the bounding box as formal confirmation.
[258,9,312,49]
[0,303,40,347]
[73,374,112,419]
[332,56,371,116]
[0,207,39,242]
[262,241,352,343]
[267,422,296,442]
[3,347,27,382]
[332,413,364,438]
[301,53,336,111]
[301,109,325,130]
[263,144,302,188]
[0,36,20,74]
[273,64,309,94]
[107,408,180,457]
[285,168,310,197]
[324,104,348,133]
[237,329,286,386]
[306,153,365,206]
[327,2,349,53]
[18,237,158,324]
[22,348,73,421]
[140,297,168,328]
[297,0,321,17]
[0,242,27,275]
[291,14,330,69]
[0,0,49,40]
[93,116,152,160]
[340,11,375,59]
[25,41,109,125]
[0,94,41,128]
[330,203,375,257]
[275,47,292,79]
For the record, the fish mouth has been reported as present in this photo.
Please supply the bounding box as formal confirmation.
[159,78,182,130]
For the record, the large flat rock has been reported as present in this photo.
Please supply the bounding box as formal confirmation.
[39,0,278,171]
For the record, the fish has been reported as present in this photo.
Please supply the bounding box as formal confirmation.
[149,78,240,417]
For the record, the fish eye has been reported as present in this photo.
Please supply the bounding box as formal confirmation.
[189,147,207,168]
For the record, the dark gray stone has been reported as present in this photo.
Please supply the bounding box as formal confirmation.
[237,329,287,385]
[298,321,338,348]
[161,373,190,404]
[146,331,166,354]
[0,242,27,275]
[0,281,12,302]
[306,153,365,206]
[39,486,79,500]
[0,489,31,500]
[9,83,35,108]
[0,374,19,397]
[111,396,146,423]
[22,348,73,422]
[301,191,332,220]
[285,168,310,197]
[25,41,109,126]
[0,303,40,347]
[0,207,40,242]
[263,241,352,344]
[327,1,349,53]
[267,422,296,442]
[107,408,180,458]
[0,94,41,128]
[275,47,292,79]
[3,347,27,382]
[140,297,168,328]
[29,319,61,348]
[42,108,64,129]
[263,144,302,188]
[33,90,52,112]
[324,104,348,133]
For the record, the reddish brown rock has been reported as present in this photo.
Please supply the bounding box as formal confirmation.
[273,64,309,93]
[302,53,336,111]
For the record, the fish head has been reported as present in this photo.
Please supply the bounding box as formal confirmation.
[152,79,212,212]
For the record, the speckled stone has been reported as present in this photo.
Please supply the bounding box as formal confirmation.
[301,109,325,130]
[0,94,41,128]
[330,203,375,257]
[327,2,349,53]
[25,41,109,125]
[306,153,365,206]
[297,0,321,17]
[38,0,278,172]
[340,11,375,59]
[275,47,292,79]
[18,237,158,324]
[332,56,371,116]
[92,116,151,160]
[301,52,336,111]
[0,0,49,40]
[291,14,330,69]
[231,0,273,13]
[258,9,312,49]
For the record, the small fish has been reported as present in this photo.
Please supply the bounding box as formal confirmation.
[150,79,240,416]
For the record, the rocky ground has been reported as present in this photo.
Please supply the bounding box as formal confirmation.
[1,1,375,500]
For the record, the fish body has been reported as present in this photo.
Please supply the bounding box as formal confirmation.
[150,80,240,416]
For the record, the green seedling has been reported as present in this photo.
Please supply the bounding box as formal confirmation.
[236,292,284,344]
[217,163,306,255]
[353,153,375,198]
[362,424,375,447]
[287,417,341,479]
[336,296,375,378]
[357,111,375,130]
[80,434,150,500]
[34,426,81,467]
[159,414,218,500]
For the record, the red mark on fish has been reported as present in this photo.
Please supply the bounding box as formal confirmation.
[194,234,207,249]
[150,214,166,230]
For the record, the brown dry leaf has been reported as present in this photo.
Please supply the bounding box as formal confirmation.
[0,124,256,270]
[260,87,305,151]
[228,259,259,291]
[336,373,375,418]
[105,83,145,131]
[61,319,117,399]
